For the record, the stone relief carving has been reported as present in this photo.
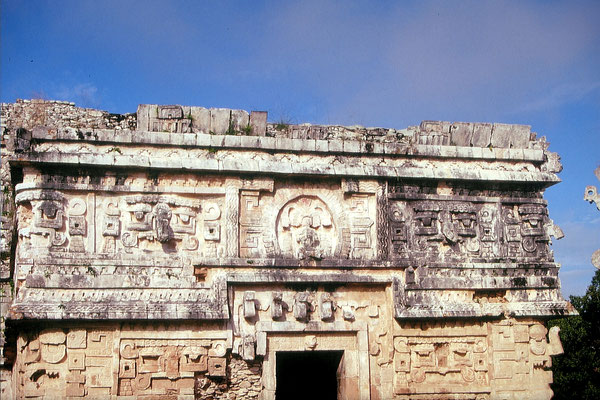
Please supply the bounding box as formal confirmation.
[15,188,230,258]
[117,338,224,396]
[240,191,264,258]
[149,105,193,133]
[393,334,488,394]
[68,198,87,253]
[277,196,335,259]
[101,199,121,254]
[584,166,600,268]
[17,328,114,398]
[15,190,69,255]
[154,202,173,243]
[347,194,375,259]
[118,195,218,255]
[388,196,557,263]
[15,326,233,398]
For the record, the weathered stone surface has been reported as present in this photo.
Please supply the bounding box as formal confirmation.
[472,122,493,147]
[0,99,575,399]
[249,111,267,137]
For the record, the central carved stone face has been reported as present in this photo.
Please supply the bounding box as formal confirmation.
[276,196,336,259]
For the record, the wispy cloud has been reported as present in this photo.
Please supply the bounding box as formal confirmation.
[55,83,100,108]
[518,81,600,113]
[254,0,600,126]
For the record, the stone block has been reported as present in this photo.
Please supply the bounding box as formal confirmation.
[240,135,260,148]
[190,107,211,133]
[450,122,474,147]
[231,109,250,132]
[315,139,328,152]
[243,335,256,360]
[509,124,531,148]
[328,139,343,153]
[290,139,304,152]
[300,139,316,152]
[271,292,283,319]
[250,111,267,136]
[420,120,450,133]
[491,123,514,148]
[136,104,153,131]
[196,133,212,147]
[210,108,231,134]
[471,123,492,147]
[223,135,241,148]
[244,291,257,319]
[208,357,227,377]
[256,332,267,356]
[182,133,196,146]
[343,140,360,153]
[258,136,276,149]
[275,137,293,150]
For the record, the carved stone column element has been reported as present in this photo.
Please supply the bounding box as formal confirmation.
[243,291,257,319]
[585,166,600,268]
[225,186,239,257]
[294,292,311,321]
[154,203,173,243]
[271,291,283,319]
[320,293,334,320]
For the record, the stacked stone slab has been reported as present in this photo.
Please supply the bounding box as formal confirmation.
[0,100,575,399]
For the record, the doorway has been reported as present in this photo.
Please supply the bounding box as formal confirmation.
[275,350,344,399]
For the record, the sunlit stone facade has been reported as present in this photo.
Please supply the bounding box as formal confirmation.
[0,100,574,399]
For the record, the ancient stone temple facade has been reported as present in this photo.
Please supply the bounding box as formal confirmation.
[0,99,575,399]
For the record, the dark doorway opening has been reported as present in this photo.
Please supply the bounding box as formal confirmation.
[276,350,343,400]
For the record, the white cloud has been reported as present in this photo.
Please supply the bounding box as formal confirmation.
[55,83,100,108]
[518,81,600,113]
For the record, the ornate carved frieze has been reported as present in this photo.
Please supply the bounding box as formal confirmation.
[16,189,225,258]
[15,325,232,398]
[387,193,556,264]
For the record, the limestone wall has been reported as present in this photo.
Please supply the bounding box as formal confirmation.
[6,318,563,399]
[0,100,575,399]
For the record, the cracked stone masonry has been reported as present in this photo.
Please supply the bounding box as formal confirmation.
[0,99,576,399]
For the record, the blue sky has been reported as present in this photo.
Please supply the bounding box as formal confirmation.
[1,0,599,298]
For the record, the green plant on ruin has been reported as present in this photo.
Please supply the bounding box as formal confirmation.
[86,266,98,277]
[108,147,122,155]
[226,120,237,135]
[275,122,289,131]
[242,124,253,136]
[274,114,293,132]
